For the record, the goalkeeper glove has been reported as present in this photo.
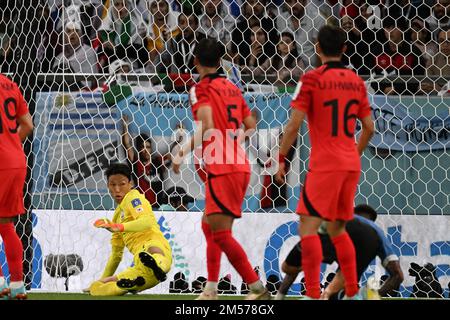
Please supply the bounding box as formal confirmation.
[93,218,124,232]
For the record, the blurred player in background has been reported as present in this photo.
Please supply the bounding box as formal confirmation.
[275,204,404,300]
[172,38,269,300]
[276,25,375,299]
[122,115,165,208]
[0,73,34,300]
[87,163,172,296]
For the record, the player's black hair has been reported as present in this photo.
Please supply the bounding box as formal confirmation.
[354,204,378,222]
[317,25,346,57]
[105,163,132,182]
[135,134,152,152]
[194,38,224,68]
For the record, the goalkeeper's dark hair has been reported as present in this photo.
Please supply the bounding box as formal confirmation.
[105,163,132,182]
[354,204,378,222]
[194,38,224,68]
[317,25,346,57]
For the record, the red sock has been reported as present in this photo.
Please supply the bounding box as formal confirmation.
[202,222,222,283]
[331,232,359,297]
[0,223,23,282]
[212,230,259,284]
[0,264,3,277]
[300,234,322,299]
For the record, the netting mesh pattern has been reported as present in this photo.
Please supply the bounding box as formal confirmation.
[0,0,449,298]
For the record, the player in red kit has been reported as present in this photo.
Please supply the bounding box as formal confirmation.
[0,74,34,300]
[172,38,269,300]
[275,25,375,299]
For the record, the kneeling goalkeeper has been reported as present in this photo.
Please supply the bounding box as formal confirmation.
[87,163,172,296]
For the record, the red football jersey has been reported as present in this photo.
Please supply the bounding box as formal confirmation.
[189,73,251,176]
[0,74,29,169]
[291,61,371,172]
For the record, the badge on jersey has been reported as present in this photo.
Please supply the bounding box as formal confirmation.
[131,198,144,213]
[131,198,142,208]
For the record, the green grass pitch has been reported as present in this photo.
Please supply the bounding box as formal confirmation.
[26,293,301,300]
[25,293,413,300]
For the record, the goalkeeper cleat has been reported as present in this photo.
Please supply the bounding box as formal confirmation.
[9,286,27,300]
[139,252,167,282]
[245,288,271,300]
[195,290,218,300]
[117,276,146,290]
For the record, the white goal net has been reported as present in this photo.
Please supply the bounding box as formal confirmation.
[0,0,448,298]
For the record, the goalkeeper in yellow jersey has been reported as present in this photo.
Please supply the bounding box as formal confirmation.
[87,163,172,296]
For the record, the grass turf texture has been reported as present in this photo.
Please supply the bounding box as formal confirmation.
[25,293,414,300]
[27,293,302,300]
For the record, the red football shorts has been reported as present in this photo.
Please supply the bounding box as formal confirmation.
[205,172,250,218]
[296,170,360,221]
[0,168,26,218]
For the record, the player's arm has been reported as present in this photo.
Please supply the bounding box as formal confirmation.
[101,234,125,278]
[356,81,375,155]
[14,83,33,141]
[95,203,153,233]
[173,106,213,173]
[275,109,305,184]
[121,114,136,162]
[356,115,375,156]
[321,270,345,300]
[275,261,302,300]
[241,112,257,137]
[379,260,404,297]
[275,273,298,300]
[17,112,34,142]
[236,100,258,145]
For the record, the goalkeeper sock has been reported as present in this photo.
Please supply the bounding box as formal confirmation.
[212,229,259,285]
[300,234,322,299]
[0,223,23,282]
[202,221,222,283]
[331,232,359,297]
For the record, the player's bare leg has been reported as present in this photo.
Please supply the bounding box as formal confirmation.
[327,220,359,298]
[298,215,323,299]
[196,214,221,300]
[0,217,26,300]
[275,262,301,300]
[207,214,269,300]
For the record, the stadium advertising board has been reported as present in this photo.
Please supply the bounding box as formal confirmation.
[20,210,448,298]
